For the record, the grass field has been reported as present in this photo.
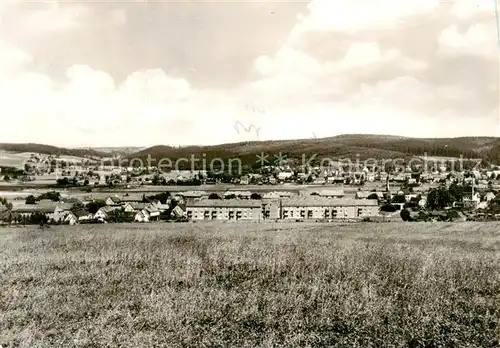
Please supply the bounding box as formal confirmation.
[1,222,499,347]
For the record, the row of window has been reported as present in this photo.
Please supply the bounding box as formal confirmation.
[187,207,374,219]
[187,209,251,220]
[282,208,368,218]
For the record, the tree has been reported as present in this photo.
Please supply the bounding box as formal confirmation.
[56,177,71,186]
[208,193,221,199]
[400,209,411,221]
[28,212,48,225]
[250,193,262,200]
[380,204,399,212]
[145,192,170,204]
[225,194,236,199]
[25,195,37,205]
[426,187,453,210]
[367,193,379,200]
[0,197,12,211]
[448,182,464,202]
[38,191,60,202]
[487,196,500,215]
[86,200,106,214]
[70,202,85,213]
[391,195,406,204]
[106,209,134,223]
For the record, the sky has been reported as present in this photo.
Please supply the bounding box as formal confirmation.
[0,0,499,147]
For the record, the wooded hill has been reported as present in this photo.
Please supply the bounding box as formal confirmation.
[126,135,500,169]
[3,135,500,167]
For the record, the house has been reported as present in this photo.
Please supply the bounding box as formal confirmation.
[53,203,74,223]
[73,209,94,222]
[280,197,379,220]
[239,176,250,185]
[224,191,252,199]
[356,191,384,200]
[171,205,185,218]
[105,196,121,206]
[365,173,376,182]
[277,172,293,181]
[262,191,293,199]
[484,192,496,202]
[94,206,122,221]
[179,191,208,199]
[418,196,427,208]
[316,190,344,198]
[64,212,78,225]
[120,195,144,203]
[186,199,262,221]
[462,192,481,209]
[12,204,57,220]
[134,206,160,222]
[405,194,419,202]
[123,202,151,213]
[151,202,170,212]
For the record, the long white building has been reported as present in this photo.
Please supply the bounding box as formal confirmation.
[186,199,262,221]
[280,197,379,220]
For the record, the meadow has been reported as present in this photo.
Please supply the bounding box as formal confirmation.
[0,222,499,347]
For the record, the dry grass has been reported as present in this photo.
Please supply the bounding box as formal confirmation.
[1,222,499,348]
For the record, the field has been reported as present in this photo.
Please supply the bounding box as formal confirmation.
[0,222,499,347]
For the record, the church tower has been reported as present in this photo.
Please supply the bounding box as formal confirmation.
[385,174,392,201]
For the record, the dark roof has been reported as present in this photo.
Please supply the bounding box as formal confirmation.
[107,196,121,203]
[281,198,378,207]
[73,209,91,217]
[187,199,261,208]
[13,204,56,213]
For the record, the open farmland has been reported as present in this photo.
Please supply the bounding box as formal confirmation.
[1,222,499,347]
[0,151,31,169]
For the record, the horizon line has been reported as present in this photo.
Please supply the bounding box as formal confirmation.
[2,133,500,150]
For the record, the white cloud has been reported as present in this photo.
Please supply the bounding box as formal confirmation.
[289,0,439,42]
[22,2,88,34]
[0,0,498,147]
[449,0,496,21]
[0,42,32,74]
[437,23,497,58]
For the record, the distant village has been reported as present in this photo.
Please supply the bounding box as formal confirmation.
[1,152,500,225]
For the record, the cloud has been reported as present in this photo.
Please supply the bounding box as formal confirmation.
[289,0,439,43]
[449,0,496,21]
[0,0,498,147]
[0,41,197,146]
[437,23,497,58]
[13,2,89,36]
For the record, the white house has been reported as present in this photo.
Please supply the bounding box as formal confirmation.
[316,190,344,198]
[124,202,150,213]
[277,172,293,181]
[105,196,121,206]
[94,206,122,221]
[64,212,78,225]
[53,203,74,223]
[484,192,496,202]
[463,192,481,209]
[73,209,94,222]
[134,206,160,222]
[171,205,185,218]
